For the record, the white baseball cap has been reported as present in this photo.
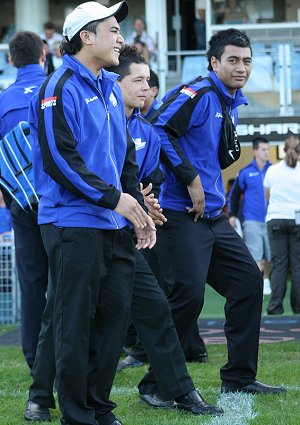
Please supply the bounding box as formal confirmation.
[63,1,128,41]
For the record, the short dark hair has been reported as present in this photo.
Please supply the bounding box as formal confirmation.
[149,69,159,91]
[9,31,44,68]
[207,28,252,71]
[60,20,99,55]
[252,137,269,150]
[44,22,55,30]
[106,44,147,80]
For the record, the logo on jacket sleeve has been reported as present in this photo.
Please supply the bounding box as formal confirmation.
[41,96,57,109]
[180,86,197,99]
[24,86,37,94]
[133,138,146,151]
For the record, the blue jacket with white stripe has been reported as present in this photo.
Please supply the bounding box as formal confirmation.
[127,109,164,197]
[229,159,271,222]
[29,54,143,229]
[152,71,247,217]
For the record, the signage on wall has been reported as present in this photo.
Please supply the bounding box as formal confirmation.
[237,116,300,143]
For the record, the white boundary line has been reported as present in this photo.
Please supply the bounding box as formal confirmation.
[208,393,257,425]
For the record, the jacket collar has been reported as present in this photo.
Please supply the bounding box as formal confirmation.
[251,158,271,171]
[63,54,119,97]
[16,64,45,79]
[126,108,141,122]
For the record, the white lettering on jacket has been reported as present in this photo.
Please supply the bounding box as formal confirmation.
[85,96,98,105]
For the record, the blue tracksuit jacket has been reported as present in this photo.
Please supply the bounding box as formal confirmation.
[127,109,164,196]
[152,71,247,217]
[29,54,142,229]
[142,98,160,123]
[229,159,271,222]
[0,64,46,138]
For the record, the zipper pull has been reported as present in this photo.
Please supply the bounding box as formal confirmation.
[107,111,110,120]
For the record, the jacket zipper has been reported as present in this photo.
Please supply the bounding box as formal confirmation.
[97,89,120,229]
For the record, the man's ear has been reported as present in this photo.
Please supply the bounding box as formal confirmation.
[40,49,46,65]
[8,55,14,67]
[151,86,159,98]
[79,30,94,45]
[211,56,218,72]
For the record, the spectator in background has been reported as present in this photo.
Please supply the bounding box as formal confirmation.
[51,40,63,70]
[140,68,160,121]
[0,31,48,370]
[229,137,272,295]
[126,17,156,62]
[42,40,54,75]
[133,36,150,63]
[40,21,63,53]
[194,0,206,50]
[223,0,248,24]
[43,40,62,76]
[264,134,300,315]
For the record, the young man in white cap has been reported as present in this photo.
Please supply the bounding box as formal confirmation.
[25,2,155,425]
[24,43,223,423]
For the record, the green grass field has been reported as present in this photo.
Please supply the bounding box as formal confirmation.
[202,283,294,318]
[0,285,298,425]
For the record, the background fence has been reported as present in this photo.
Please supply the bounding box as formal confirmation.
[0,237,20,324]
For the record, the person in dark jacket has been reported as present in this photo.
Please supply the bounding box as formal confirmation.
[0,30,48,370]
[25,3,156,425]
[139,28,286,405]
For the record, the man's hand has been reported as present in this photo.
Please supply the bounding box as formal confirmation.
[186,175,205,222]
[114,193,151,229]
[141,183,167,226]
[134,218,157,250]
[114,192,156,249]
[229,216,236,228]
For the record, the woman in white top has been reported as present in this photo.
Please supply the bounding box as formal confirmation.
[264,135,300,315]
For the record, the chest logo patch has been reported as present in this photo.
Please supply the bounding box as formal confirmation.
[133,138,146,151]
[180,86,197,99]
[41,96,57,109]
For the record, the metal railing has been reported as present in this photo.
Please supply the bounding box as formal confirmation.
[0,235,20,324]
